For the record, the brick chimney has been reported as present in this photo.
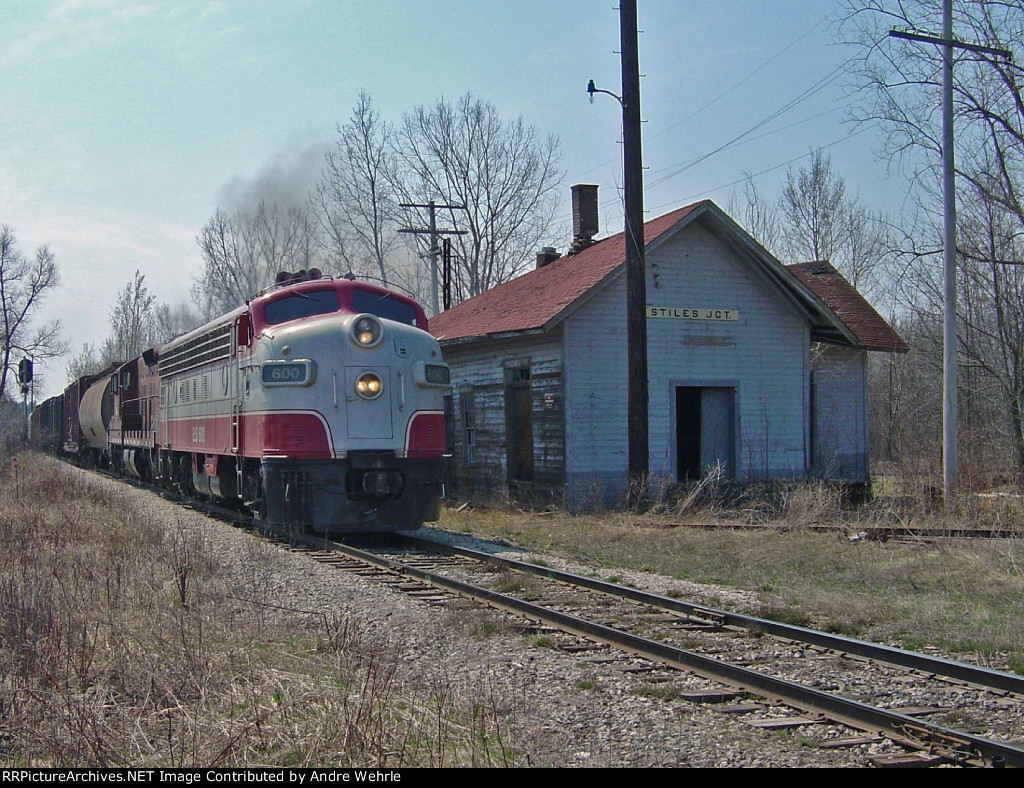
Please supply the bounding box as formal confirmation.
[570,184,599,254]
[536,247,560,269]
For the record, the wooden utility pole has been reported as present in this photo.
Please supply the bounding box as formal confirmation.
[621,0,649,502]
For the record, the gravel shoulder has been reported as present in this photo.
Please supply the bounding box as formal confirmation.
[68,465,902,767]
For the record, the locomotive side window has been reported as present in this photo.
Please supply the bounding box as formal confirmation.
[352,290,418,327]
[236,313,252,350]
[265,290,340,325]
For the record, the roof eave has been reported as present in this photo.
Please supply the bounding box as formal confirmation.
[437,327,549,348]
[696,205,862,348]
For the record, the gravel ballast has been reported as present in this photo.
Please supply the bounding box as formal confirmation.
[66,465,972,768]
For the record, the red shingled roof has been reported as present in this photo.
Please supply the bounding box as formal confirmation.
[428,202,906,353]
[788,262,908,352]
[428,202,706,342]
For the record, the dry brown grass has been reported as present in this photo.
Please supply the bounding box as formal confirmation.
[442,480,1024,671]
[0,456,517,767]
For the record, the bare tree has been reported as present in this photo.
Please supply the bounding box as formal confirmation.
[956,184,1024,473]
[312,91,402,286]
[727,175,783,255]
[778,150,891,296]
[65,343,101,383]
[781,149,848,262]
[841,1,1024,213]
[841,0,1024,480]
[62,293,199,385]
[153,300,202,342]
[194,201,325,317]
[100,271,156,365]
[202,94,561,315]
[393,93,563,309]
[0,225,65,398]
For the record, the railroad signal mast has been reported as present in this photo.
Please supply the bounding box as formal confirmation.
[399,200,467,316]
[18,357,33,442]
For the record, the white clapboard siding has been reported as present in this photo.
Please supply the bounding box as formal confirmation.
[563,222,814,507]
[443,332,565,502]
[810,343,869,480]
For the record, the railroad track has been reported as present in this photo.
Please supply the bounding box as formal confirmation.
[257,528,1024,768]
[660,521,1022,539]
[65,463,1024,767]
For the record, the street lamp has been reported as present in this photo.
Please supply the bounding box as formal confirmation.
[587,79,621,105]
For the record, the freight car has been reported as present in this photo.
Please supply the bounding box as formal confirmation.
[38,272,451,534]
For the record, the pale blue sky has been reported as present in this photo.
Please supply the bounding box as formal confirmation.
[1,1,906,395]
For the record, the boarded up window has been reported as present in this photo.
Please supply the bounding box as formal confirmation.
[461,389,476,465]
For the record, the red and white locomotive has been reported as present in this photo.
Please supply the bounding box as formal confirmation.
[39,272,450,534]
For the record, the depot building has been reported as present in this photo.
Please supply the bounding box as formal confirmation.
[428,185,906,510]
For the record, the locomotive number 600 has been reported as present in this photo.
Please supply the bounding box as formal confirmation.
[261,360,315,387]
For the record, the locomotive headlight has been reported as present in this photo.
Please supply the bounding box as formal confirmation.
[355,372,384,399]
[351,314,383,348]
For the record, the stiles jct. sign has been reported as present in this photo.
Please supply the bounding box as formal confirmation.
[646,307,739,321]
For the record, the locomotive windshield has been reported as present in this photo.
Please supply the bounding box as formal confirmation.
[352,289,419,327]
[264,289,340,325]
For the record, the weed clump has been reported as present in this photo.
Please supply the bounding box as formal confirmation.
[0,457,519,768]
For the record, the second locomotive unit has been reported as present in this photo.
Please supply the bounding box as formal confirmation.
[43,271,451,535]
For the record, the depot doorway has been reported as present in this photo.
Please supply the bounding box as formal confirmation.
[505,366,534,483]
[675,386,736,481]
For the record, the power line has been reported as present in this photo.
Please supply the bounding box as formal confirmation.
[563,68,860,226]
[645,58,854,190]
[563,19,867,233]
[565,104,871,230]
[648,121,881,212]
[646,16,830,143]
[574,13,834,181]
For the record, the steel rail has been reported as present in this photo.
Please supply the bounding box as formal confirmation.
[655,522,1021,538]
[322,535,1024,767]
[403,535,1024,697]
[76,465,1024,697]
[65,463,1024,764]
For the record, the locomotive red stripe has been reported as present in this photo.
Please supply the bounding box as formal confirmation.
[405,410,445,458]
[164,410,334,458]
[241,411,333,458]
